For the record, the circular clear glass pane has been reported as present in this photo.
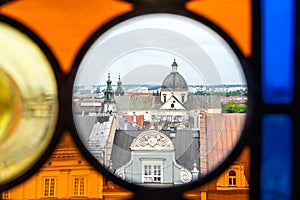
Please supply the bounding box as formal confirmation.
[0,21,58,186]
[73,13,247,187]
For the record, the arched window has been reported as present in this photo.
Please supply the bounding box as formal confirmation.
[228,170,237,186]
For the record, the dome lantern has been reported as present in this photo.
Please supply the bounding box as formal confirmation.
[172,58,178,72]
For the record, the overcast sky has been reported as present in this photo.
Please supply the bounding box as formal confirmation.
[74,14,246,86]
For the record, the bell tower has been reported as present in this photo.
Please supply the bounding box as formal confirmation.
[103,72,116,114]
[104,72,115,103]
[115,73,124,96]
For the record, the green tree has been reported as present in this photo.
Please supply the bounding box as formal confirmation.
[225,101,247,113]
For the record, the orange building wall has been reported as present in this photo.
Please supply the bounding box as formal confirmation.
[4,132,109,199]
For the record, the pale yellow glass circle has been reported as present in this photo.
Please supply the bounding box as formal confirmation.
[0,22,58,186]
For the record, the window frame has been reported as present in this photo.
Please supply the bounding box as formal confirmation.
[1,190,9,199]
[72,176,87,197]
[142,160,163,184]
[228,170,237,186]
[42,177,56,197]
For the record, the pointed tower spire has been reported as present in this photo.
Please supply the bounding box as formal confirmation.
[115,73,124,96]
[107,71,112,84]
[118,73,121,84]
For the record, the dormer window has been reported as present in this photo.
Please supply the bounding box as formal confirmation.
[216,163,249,190]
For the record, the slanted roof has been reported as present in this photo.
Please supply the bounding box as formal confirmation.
[73,115,111,142]
[110,130,143,169]
[73,115,98,142]
[205,113,246,171]
[115,96,162,110]
[88,116,113,148]
[167,130,200,170]
[185,95,222,110]
[114,95,221,111]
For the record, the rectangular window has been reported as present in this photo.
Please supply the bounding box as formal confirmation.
[142,160,163,183]
[229,177,236,186]
[1,190,9,199]
[144,165,152,182]
[73,177,86,196]
[153,165,161,182]
[43,178,56,197]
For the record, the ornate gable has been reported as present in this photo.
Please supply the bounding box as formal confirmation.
[216,162,249,190]
[130,130,174,151]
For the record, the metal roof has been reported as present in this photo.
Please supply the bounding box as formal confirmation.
[114,95,221,111]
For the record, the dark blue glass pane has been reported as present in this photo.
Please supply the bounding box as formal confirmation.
[261,115,292,200]
[261,0,295,104]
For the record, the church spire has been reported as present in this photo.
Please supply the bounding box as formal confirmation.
[107,71,112,84]
[115,73,124,96]
[172,58,178,72]
[104,71,115,103]
[117,73,121,84]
